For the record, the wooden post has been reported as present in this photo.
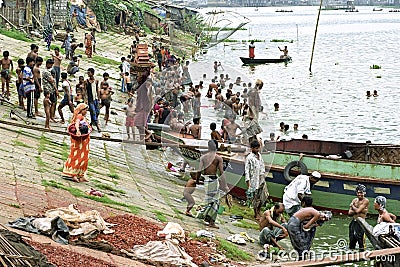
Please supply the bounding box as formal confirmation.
[309,0,323,73]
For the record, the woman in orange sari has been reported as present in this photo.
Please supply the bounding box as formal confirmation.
[85,32,93,58]
[63,103,91,182]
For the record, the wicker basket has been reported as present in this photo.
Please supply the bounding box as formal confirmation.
[68,123,92,141]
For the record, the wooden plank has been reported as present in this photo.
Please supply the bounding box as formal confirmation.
[265,247,400,267]
[0,13,18,30]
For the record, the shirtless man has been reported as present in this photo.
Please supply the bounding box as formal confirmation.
[225,117,242,143]
[99,72,114,124]
[51,47,62,90]
[27,44,39,61]
[232,98,242,115]
[259,203,288,250]
[189,117,202,139]
[279,46,289,59]
[0,51,13,99]
[374,196,396,224]
[287,207,331,259]
[33,57,43,116]
[197,140,229,228]
[210,122,223,142]
[348,184,369,251]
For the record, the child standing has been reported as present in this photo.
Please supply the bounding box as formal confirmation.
[0,51,14,99]
[58,72,74,123]
[124,72,133,96]
[43,91,51,129]
[125,98,136,140]
[15,58,25,109]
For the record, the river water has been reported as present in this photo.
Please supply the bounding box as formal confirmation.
[193,6,400,144]
[178,6,400,264]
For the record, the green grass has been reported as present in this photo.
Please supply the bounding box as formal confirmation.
[91,55,119,66]
[270,39,294,43]
[42,179,141,214]
[225,203,255,221]
[38,134,47,154]
[233,220,260,230]
[153,210,168,222]
[61,142,70,160]
[12,140,32,148]
[49,44,65,54]
[172,208,184,220]
[93,182,125,194]
[243,39,264,42]
[9,203,21,209]
[108,173,120,179]
[0,28,32,42]
[35,156,47,172]
[223,39,240,43]
[216,238,253,261]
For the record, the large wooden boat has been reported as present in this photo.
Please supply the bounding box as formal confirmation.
[148,124,400,215]
[240,57,291,65]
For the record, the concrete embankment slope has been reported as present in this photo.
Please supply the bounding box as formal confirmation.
[0,29,266,265]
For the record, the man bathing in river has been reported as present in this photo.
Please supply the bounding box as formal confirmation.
[197,140,229,228]
[259,203,288,250]
[348,184,369,251]
[374,196,396,224]
[287,207,332,260]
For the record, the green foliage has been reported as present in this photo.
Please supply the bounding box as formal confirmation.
[270,39,294,43]
[370,64,381,69]
[9,203,21,209]
[0,28,32,42]
[204,27,247,31]
[223,39,240,43]
[216,238,253,261]
[244,39,264,42]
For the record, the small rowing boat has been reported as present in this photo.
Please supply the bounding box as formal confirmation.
[240,56,291,65]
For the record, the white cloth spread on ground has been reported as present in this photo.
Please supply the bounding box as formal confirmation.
[128,240,197,267]
[44,204,114,235]
[157,222,185,241]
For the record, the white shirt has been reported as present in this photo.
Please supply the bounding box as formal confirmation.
[62,80,73,96]
[245,152,265,192]
[283,175,311,209]
[122,61,130,74]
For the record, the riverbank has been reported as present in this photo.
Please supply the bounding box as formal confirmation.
[0,27,270,266]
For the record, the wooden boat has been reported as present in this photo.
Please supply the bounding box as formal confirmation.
[240,56,291,65]
[148,124,400,215]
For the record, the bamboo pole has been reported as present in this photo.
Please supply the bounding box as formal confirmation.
[309,0,323,73]
[0,13,18,30]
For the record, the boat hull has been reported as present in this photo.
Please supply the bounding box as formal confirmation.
[149,129,400,215]
[240,57,291,65]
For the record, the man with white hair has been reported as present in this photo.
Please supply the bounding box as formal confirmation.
[283,171,321,217]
